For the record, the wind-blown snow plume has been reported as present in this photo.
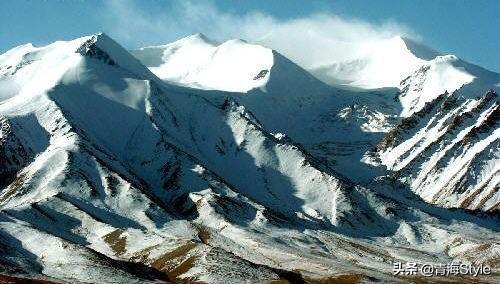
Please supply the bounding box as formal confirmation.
[100,0,415,69]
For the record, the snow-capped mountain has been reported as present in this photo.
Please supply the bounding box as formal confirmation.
[133,33,499,208]
[0,33,499,283]
[310,37,427,89]
[131,33,273,93]
[310,36,500,117]
[132,34,403,183]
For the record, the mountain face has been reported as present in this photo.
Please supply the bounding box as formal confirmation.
[371,91,499,211]
[0,33,499,283]
[133,33,499,202]
[133,34,403,184]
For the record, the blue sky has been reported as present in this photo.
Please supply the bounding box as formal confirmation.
[1,0,499,72]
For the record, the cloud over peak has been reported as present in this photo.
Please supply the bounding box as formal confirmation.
[101,0,418,69]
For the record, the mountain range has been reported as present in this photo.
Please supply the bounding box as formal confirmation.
[0,32,498,283]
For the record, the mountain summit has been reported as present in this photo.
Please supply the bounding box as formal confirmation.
[310,36,500,117]
[131,34,274,92]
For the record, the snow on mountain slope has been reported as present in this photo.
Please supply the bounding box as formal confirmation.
[1,33,499,283]
[131,34,273,92]
[235,84,400,183]
[372,90,499,211]
[397,53,500,117]
[398,55,475,117]
[310,36,426,88]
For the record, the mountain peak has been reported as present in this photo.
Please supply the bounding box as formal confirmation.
[400,36,441,60]
[76,32,155,79]
[131,35,274,92]
[174,32,218,47]
[310,35,426,89]
[187,32,211,42]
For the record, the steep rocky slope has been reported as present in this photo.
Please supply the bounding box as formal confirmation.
[372,90,499,211]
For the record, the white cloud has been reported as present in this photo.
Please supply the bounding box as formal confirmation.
[100,0,418,68]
